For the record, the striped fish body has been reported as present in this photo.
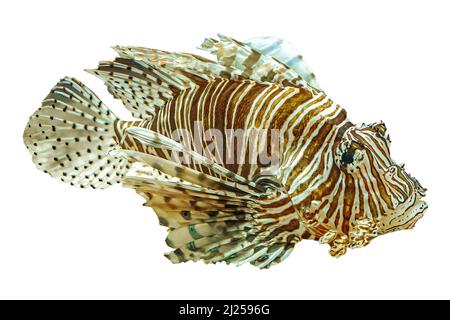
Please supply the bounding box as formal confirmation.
[23,35,427,268]
[116,79,346,182]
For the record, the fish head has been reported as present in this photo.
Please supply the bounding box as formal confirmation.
[334,121,427,235]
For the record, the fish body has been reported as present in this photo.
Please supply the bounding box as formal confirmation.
[23,35,427,268]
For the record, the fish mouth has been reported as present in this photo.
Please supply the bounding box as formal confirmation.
[382,200,428,234]
[404,200,428,229]
[403,173,428,229]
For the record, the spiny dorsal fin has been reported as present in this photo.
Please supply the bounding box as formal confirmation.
[86,35,320,121]
[245,36,320,90]
[113,46,243,81]
[200,34,309,89]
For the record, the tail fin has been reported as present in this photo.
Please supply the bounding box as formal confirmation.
[23,77,130,189]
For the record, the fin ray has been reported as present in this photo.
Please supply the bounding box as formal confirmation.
[245,36,320,89]
[200,34,309,89]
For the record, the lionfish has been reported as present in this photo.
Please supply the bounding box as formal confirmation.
[23,35,427,268]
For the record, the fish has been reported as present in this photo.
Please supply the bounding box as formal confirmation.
[23,34,428,269]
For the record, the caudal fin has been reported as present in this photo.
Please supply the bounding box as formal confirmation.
[23,77,130,189]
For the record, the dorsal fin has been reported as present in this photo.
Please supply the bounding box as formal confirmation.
[200,34,310,89]
[245,36,320,90]
[86,47,242,121]
[87,35,319,122]
[113,46,243,81]
[86,57,195,120]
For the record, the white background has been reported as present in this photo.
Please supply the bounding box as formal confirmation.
[1,0,449,299]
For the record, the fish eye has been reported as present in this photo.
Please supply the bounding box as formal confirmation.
[341,150,354,164]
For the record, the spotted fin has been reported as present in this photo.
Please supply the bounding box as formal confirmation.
[86,57,192,120]
[119,128,303,268]
[200,34,309,89]
[245,36,320,90]
[23,77,130,189]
